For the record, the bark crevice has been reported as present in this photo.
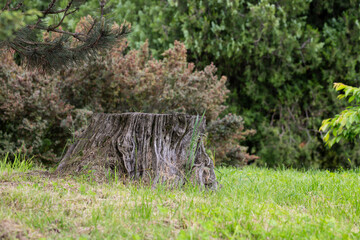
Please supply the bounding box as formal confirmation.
[56,113,217,189]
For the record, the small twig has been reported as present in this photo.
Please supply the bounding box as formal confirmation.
[10,2,23,11]
[43,7,75,14]
[253,23,264,46]
[49,0,74,31]
[9,41,27,51]
[33,25,86,41]
[43,0,58,15]
[1,0,11,11]
[300,38,311,50]
[65,7,79,16]
[2,1,23,11]
[33,0,57,27]
[87,19,98,35]
[16,39,55,46]
[298,38,311,64]
[99,0,105,18]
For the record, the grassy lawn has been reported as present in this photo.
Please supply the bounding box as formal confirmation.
[1,156,360,239]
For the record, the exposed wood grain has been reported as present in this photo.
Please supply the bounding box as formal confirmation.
[57,113,217,189]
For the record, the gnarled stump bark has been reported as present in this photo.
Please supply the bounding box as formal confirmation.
[56,113,217,189]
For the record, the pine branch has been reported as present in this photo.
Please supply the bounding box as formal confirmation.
[3,0,131,72]
[9,20,130,72]
[1,0,22,11]
[33,25,86,41]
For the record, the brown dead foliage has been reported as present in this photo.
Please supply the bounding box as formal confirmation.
[0,220,43,240]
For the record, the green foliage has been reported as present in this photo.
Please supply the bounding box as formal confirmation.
[59,39,253,166]
[320,83,360,147]
[0,151,34,173]
[76,0,360,168]
[0,0,130,71]
[0,8,42,41]
[186,112,205,175]
[0,0,48,41]
[0,28,253,166]
[2,0,359,168]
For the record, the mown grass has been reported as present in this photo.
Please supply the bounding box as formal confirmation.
[1,156,360,239]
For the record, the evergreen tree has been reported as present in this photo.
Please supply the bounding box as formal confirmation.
[0,0,130,71]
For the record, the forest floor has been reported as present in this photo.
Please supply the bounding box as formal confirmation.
[0,159,360,239]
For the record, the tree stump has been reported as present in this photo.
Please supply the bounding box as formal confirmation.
[56,113,217,189]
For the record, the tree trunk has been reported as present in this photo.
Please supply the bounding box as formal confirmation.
[56,113,217,189]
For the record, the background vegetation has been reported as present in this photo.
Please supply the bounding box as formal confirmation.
[1,0,360,169]
[88,0,359,169]
[321,83,360,149]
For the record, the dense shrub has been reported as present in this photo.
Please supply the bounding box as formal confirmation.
[60,38,254,165]
[60,40,228,121]
[0,50,73,161]
[321,83,360,154]
[72,0,360,168]
[1,35,254,166]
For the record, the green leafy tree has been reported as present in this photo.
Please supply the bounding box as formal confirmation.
[320,83,360,148]
[0,0,130,71]
[0,1,41,41]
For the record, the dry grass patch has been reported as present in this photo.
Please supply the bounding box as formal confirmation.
[0,219,43,240]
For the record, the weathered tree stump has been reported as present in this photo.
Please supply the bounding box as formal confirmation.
[57,113,217,189]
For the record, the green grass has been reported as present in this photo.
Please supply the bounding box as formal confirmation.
[1,156,360,239]
[0,152,34,174]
